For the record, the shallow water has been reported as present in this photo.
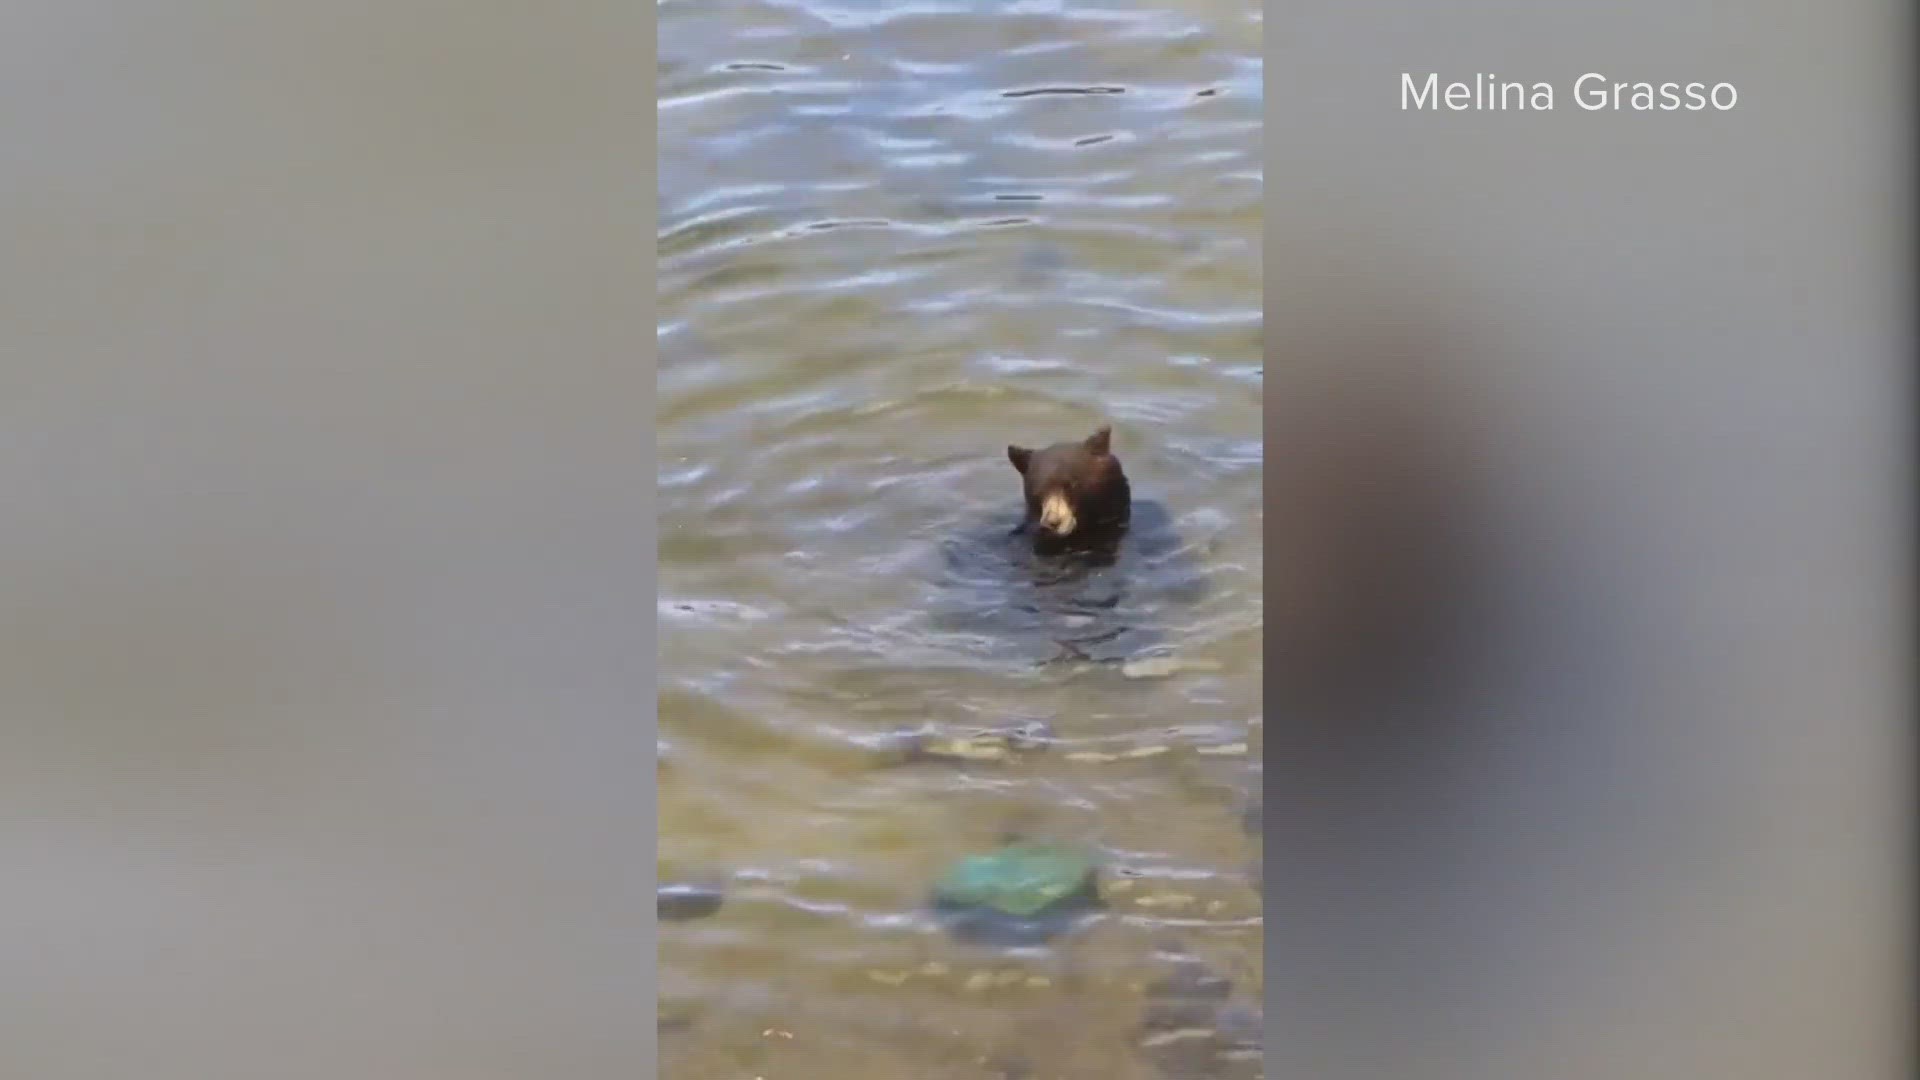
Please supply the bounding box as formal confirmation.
[658,0,1263,1074]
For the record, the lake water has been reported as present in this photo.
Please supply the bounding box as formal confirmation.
[0,3,1896,1078]
[657,0,1264,1075]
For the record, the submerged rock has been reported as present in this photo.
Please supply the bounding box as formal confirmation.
[983,1053,1033,1080]
[884,721,1055,767]
[1121,655,1224,679]
[1136,950,1263,1080]
[930,840,1102,946]
[657,881,725,921]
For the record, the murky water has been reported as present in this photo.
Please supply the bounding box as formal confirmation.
[658,0,1263,1075]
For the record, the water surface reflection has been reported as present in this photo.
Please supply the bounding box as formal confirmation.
[660,0,1263,1075]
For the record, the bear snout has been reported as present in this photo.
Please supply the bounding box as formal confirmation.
[1037,491,1078,536]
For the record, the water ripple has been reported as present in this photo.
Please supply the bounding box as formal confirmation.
[660,0,1261,1073]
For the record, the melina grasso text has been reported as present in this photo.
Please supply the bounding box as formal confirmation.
[1402,73,1738,112]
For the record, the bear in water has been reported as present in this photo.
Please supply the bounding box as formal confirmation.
[928,425,1201,666]
[925,422,1198,664]
[1007,426,1131,558]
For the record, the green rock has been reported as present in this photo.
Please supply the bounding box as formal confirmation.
[932,841,1097,918]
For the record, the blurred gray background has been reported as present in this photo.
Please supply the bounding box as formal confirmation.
[1,0,1907,1078]
[1263,2,1907,1078]
[1,4,649,1077]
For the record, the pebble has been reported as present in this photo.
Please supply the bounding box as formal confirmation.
[1134,950,1261,1079]
[929,740,1010,761]
[1194,742,1248,756]
[1148,966,1233,1002]
[893,722,1054,766]
[657,882,725,921]
[1121,656,1223,679]
[1141,1026,1217,1048]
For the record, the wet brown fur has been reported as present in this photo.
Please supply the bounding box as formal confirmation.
[1006,426,1132,539]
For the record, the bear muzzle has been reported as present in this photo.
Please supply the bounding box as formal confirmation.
[1037,491,1078,536]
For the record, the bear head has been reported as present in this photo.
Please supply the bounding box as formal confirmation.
[1006,426,1132,539]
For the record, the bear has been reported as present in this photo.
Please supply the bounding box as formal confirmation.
[1006,425,1131,546]
[929,424,1201,667]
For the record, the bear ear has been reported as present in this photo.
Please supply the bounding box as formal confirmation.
[1083,426,1112,455]
[1007,445,1032,474]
